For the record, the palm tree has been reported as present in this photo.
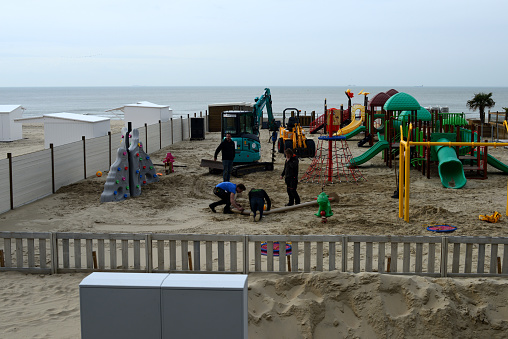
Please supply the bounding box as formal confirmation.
[467,92,495,126]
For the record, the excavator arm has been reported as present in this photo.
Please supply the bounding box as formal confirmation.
[252,88,278,134]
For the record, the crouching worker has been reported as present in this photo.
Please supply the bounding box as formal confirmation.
[248,188,271,222]
[209,182,246,214]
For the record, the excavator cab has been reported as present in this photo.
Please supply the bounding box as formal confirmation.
[221,110,261,163]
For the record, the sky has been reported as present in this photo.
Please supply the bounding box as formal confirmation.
[1,0,507,87]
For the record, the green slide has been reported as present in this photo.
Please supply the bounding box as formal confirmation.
[349,140,389,167]
[343,125,366,140]
[486,154,508,172]
[435,138,467,189]
[470,151,508,173]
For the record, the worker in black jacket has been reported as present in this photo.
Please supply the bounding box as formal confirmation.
[248,188,271,222]
[280,148,300,206]
[214,132,236,182]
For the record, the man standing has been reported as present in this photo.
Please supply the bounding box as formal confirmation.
[280,148,300,206]
[209,182,246,214]
[214,132,236,182]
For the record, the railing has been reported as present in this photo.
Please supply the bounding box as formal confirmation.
[1,232,507,277]
[309,114,325,134]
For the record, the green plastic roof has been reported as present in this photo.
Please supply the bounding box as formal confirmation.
[383,92,421,111]
[398,107,432,122]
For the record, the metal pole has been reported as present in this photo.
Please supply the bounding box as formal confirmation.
[108,131,111,168]
[82,136,86,179]
[8,153,13,210]
[50,144,55,194]
[145,123,148,153]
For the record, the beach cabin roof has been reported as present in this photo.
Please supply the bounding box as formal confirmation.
[208,102,253,107]
[106,101,170,112]
[0,105,23,113]
[15,112,109,124]
[44,113,109,122]
[15,112,110,148]
[106,101,172,129]
[383,92,421,111]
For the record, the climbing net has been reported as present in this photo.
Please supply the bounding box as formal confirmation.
[300,136,365,186]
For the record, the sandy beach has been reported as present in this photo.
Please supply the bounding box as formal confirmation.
[1,121,508,338]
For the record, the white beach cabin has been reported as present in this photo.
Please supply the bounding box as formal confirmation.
[0,105,24,141]
[107,101,172,129]
[16,113,110,148]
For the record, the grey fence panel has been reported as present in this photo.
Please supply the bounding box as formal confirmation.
[54,232,148,273]
[0,232,52,274]
[138,127,147,151]
[54,141,86,190]
[347,235,443,276]
[146,123,161,154]
[247,235,344,273]
[0,158,10,213]
[446,236,508,277]
[12,150,53,208]
[109,132,123,165]
[161,121,172,147]
[85,135,110,177]
[173,118,183,143]
[150,234,245,273]
[182,117,190,140]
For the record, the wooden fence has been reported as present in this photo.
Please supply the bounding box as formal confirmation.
[1,232,507,278]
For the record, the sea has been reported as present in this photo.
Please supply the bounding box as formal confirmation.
[1,86,507,121]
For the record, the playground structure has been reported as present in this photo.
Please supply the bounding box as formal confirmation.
[348,91,508,189]
[398,124,508,222]
[100,126,159,202]
[300,135,365,185]
[309,89,370,141]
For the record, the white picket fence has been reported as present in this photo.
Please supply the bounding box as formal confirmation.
[1,232,507,278]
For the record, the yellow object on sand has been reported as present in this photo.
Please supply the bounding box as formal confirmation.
[479,211,501,223]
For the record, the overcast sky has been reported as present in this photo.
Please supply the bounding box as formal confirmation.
[1,0,507,87]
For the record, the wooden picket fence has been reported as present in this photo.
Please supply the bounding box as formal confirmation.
[1,232,508,277]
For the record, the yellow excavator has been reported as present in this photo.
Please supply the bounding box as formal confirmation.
[277,108,315,158]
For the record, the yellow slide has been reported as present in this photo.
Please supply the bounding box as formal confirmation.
[334,104,365,136]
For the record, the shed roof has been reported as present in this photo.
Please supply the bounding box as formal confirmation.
[0,105,23,113]
[383,92,421,111]
[43,113,109,122]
